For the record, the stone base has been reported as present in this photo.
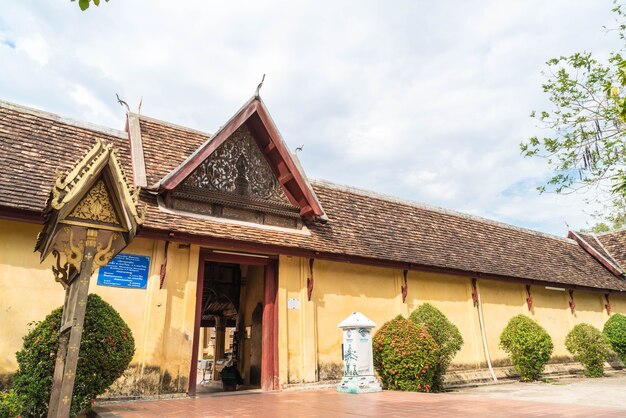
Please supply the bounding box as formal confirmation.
[336,375,382,394]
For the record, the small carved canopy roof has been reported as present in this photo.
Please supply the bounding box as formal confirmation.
[338,312,376,329]
[35,139,145,262]
[155,96,327,221]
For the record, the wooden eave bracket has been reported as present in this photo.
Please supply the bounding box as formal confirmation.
[401,269,408,303]
[307,258,314,301]
[471,278,479,307]
[159,240,170,289]
[569,289,576,314]
[525,284,533,311]
[605,293,612,315]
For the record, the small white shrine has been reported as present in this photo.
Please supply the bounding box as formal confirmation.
[336,312,382,393]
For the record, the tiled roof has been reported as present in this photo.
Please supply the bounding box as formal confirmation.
[0,101,131,212]
[137,116,210,186]
[2,100,626,292]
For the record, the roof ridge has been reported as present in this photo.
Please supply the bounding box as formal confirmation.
[0,99,127,139]
[311,178,574,244]
[132,112,213,137]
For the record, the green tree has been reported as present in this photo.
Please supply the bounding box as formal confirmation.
[499,315,554,381]
[565,323,612,377]
[409,303,463,392]
[12,294,134,417]
[520,2,626,217]
[72,0,109,11]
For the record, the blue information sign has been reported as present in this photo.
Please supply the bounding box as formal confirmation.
[97,253,150,289]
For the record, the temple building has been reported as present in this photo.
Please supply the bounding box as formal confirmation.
[1,96,626,396]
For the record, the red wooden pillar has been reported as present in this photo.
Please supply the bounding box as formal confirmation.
[261,260,279,391]
[188,255,206,396]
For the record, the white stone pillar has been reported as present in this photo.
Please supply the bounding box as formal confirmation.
[337,312,382,393]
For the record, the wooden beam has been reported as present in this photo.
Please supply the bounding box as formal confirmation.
[278,173,294,184]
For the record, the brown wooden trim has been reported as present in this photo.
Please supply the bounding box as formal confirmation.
[200,249,277,266]
[161,101,257,190]
[253,102,324,218]
[0,205,43,224]
[138,226,626,295]
[187,248,207,396]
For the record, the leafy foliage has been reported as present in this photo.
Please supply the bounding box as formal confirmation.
[373,316,439,392]
[603,313,626,363]
[0,389,25,418]
[12,294,135,417]
[72,0,109,11]
[409,303,463,391]
[499,315,554,381]
[520,1,626,217]
[565,323,612,377]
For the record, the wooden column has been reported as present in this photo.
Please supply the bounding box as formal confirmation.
[261,261,279,391]
[187,257,205,396]
[48,229,97,418]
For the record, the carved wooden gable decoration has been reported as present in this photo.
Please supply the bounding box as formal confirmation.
[157,97,327,229]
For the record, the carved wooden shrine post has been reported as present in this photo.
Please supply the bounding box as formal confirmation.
[35,140,144,418]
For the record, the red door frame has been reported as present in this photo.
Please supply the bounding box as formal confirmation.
[188,249,280,395]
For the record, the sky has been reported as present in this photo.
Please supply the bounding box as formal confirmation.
[0,1,622,235]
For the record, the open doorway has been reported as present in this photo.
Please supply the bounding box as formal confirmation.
[189,250,278,395]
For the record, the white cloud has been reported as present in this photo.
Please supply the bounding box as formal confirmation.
[0,0,620,235]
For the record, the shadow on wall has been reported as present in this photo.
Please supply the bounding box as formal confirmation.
[318,362,342,380]
[104,327,189,398]
[103,365,189,398]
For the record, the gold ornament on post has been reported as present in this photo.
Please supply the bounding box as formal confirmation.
[35,139,144,418]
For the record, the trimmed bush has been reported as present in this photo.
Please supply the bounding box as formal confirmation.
[373,316,439,392]
[12,294,135,417]
[0,389,25,418]
[499,315,553,381]
[409,303,463,391]
[603,313,626,363]
[566,323,611,377]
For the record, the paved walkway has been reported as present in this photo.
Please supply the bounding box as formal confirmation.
[453,373,626,410]
[95,388,625,418]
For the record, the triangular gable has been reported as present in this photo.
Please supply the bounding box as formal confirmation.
[568,230,625,278]
[156,97,327,221]
[35,139,145,262]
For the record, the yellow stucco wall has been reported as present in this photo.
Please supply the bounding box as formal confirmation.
[277,256,626,384]
[5,218,626,392]
[0,220,65,376]
[0,219,199,395]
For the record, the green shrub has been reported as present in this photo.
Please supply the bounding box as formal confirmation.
[566,323,611,377]
[499,315,553,381]
[12,294,135,417]
[409,303,463,391]
[603,313,626,363]
[0,389,25,418]
[373,316,439,392]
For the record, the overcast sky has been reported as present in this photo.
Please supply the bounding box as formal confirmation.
[0,1,621,235]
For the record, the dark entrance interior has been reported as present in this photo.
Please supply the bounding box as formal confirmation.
[189,250,278,395]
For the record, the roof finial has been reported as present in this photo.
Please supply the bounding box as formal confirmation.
[564,220,571,230]
[116,93,129,112]
[255,74,266,98]
[138,96,143,115]
[295,144,304,154]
